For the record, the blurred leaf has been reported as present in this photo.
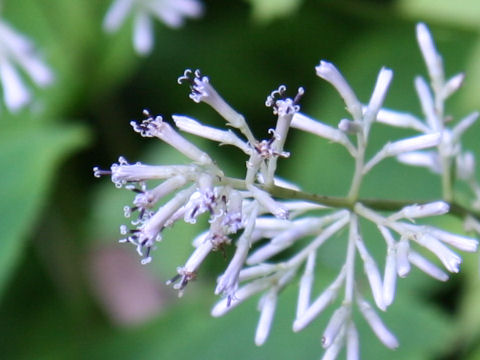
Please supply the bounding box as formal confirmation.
[16,269,451,360]
[461,36,480,115]
[456,250,480,351]
[396,0,480,31]
[0,121,89,298]
[246,0,304,22]
[466,346,480,360]
[2,0,139,119]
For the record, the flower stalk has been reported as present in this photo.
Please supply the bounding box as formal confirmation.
[94,22,480,360]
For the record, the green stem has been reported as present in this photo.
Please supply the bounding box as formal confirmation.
[219,176,480,220]
[347,133,366,202]
[441,155,454,202]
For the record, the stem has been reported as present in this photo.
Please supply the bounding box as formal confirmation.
[344,215,357,303]
[433,79,454,203]
[218,176,480,220]
[265,114,293,187]
[347,133,366,202]
[440,154,454,202]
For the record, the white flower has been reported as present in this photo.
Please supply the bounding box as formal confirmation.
[389,201,449,221]
[315,60,362,121]
[322,305,350,348]
[363,67,393,132]
[0,20,53,112]
[131,111,213,165]
[103,0,204,55]
[255,289,277,346]
[177,69,250,133]
[416,23,444,92]
[291,112,356,156]
[364,133,441,174]
[357,296,399,349]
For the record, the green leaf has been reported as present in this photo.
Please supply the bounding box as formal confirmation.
[20,271,450,360]
[246,0,304,23]
[0,121,89,298]
[396,0,480,31]
[454,250,480,351]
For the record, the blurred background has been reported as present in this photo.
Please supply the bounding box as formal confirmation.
[1,0,480,359]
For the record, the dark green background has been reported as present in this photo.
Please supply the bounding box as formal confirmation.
[1,0,480,359]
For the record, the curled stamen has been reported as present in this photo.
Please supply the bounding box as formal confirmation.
[266,85,304,117]
[93,166,112,178]
[265,85,287,107]
[131,111,166,138]
[267,128,280,141]
[177,69,193,84]
[177,68,212,103]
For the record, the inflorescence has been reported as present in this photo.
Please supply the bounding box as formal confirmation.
[103,0,204,55]
[94,23,480,359]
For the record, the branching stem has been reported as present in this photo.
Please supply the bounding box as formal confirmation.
[219,176,479,220]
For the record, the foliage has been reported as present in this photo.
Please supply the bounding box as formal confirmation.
[1,0,480,359]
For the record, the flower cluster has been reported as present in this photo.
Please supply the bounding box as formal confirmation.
[0,19,53,112]
[94,23,480,359]
[103,0,204,55]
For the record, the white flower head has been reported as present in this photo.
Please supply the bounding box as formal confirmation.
[0,20,54,112]
[265,85,304,117]
[93,22,480,360]
[103,0,204,55]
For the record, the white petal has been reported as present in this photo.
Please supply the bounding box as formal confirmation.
[376,108,429,132]
[415,233,461,273]
[291,112,356,156]
[315,60,362,120]
[173,114,250,153]
[408,251,449,281]
[429,228,478,252]
[211,278,270,317]
[255,290,277,346]
[16,56,54,86]
[0,60,30,111]
[131,116,213,165]
[357,297,399,349]
[103,0,135,32]
[397,151,441,173]
[396,238,411,277]
[389,201,449,221]
[293,269,345,332]
[346,323,359,360]
[364,133,441,174]
[296,252,316,318]
[247,184,288,220]
[383,247,397,307]
[133,11,154,55]
[415,76,438,131]
[363,67,393,128]
[322,306,350,348]
[416,23,444,87]
[356,237,385,310]
[441,73,464,100]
